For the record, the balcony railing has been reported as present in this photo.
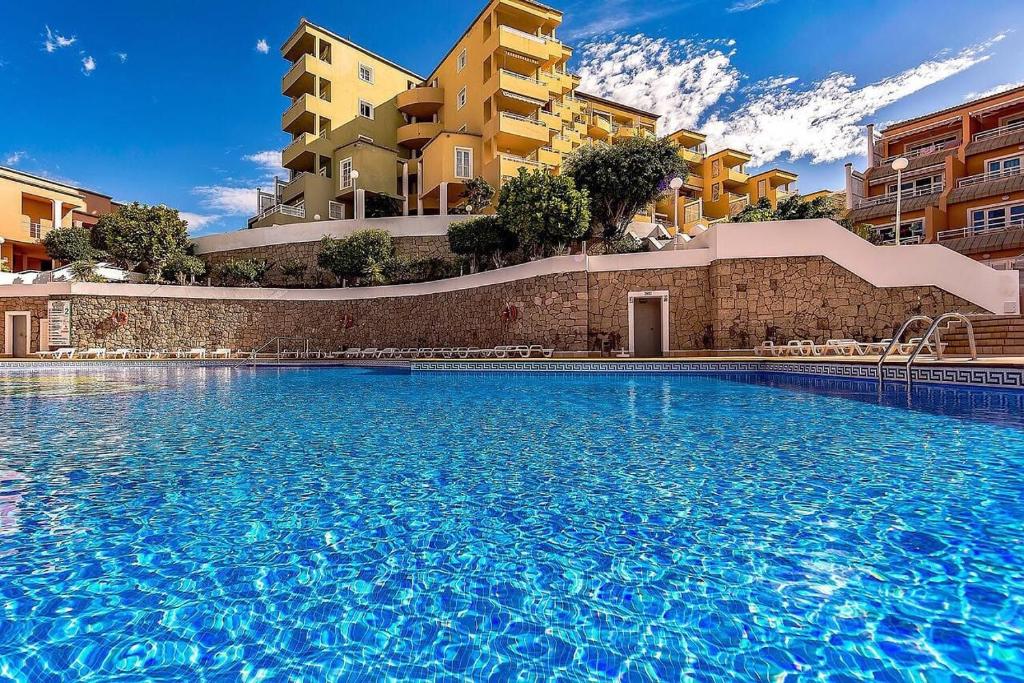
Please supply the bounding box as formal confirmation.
[500,111,547,128]
[956,166,1022,188]
[683,199,703,224]
[937,217,1024,241]
[500,152,541,166]
[499,25,548,44]
[879,235,923,246]
[973,119,1024,142]
[499,68,543,85]
[880,139,959,165]
[856,182,945,208]
[253,203,306,223]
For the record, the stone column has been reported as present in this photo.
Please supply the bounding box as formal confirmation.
[417,159,425,216]
[355,189,366,220]
[52,200,63,232]
[844,163,854,211]
[439,182,448,217]
[402,162,410,216]
[866,124,875,167]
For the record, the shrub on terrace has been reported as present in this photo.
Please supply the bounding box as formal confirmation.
[447,215,519,273]
[42,225,97,264]
[91,202,191,281]
[217,258,271,287]
[497,168,589,259]
[317,229,394,286]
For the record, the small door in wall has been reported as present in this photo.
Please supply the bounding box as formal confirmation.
[633,298,664,358]
[10,314,29,357]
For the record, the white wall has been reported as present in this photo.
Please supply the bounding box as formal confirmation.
[191,214,475,255]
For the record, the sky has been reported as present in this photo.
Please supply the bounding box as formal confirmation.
[1,0,1022,235]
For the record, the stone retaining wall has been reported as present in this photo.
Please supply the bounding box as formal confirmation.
[200,236,455,287]
[0,255,983,356]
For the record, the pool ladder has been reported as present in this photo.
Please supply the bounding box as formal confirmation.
[877,313,977,387]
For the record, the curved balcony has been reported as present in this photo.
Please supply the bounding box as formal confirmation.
[397,121,442,149]
[396,87,445,119]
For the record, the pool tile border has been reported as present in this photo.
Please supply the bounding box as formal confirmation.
[412,360,1024,390]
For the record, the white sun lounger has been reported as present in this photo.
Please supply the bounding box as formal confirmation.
[209,348,233,358]
[527,345,554,358]
[35,347,76,360]
[79,348,107,359]
[360,348,379,358]
[108,348,133,359]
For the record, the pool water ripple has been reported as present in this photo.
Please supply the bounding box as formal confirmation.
[0,367,1021,680]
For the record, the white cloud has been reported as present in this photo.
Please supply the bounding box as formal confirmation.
[43,26,76,53]
[577,35,741,134]
[192,186,256,216]
[4,151,26,166]
[255,39,270,54]
[577,32,1006,166]
[562,0,690,40]
[81,55,96,75]
[179,211,221,234]
[117,52,128,63]
[243,150,284,174]
[964,81,1024,101]
[726,0,780,12]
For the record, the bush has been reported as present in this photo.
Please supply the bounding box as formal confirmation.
[43,225,96,263]
[497,168,589,259]
[217,258,271,287]
[69,260,106,283]
[447,215,518,272]
[457,177,496,214]
[365,194,403,219]
[162,253,207,285]
[384,257,462,284]
[279,258,308,286]
[317,229,394,286]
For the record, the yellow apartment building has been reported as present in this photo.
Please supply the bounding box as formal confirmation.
[847,85,1024,270]
[649,128,798,235]
[0,167,119,272]
[252,0,664,229]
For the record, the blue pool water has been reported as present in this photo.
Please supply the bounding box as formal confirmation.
[0,367,1022,681]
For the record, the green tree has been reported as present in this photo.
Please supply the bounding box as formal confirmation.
[563,136,687,241]
[457,177,496,214]
[69,260,106,283]
[91,202,190,279]
[447,216,519,272]
[316,229,394,286]
[162,253,207,285]
[42,225,97,264]
[733,193,848,223]
[497,168,590,258]
[279,258,309,286]
[217,258,271,287]
[364,193,403,219]
[731,197,777,223]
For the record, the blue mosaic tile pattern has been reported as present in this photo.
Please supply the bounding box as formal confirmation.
[414,359,1024,390]
[0,366,1022,679]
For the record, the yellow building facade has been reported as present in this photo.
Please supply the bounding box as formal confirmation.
[253,0,661,228]
[0,167,118,272]
[650,129,798,236]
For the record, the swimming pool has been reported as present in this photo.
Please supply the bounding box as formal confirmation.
[0,367,1021,680]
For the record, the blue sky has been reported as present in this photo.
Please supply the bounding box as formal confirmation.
[1,0,1022,234]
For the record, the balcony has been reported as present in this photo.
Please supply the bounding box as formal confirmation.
[550,134,572,154]
[957,166,1022,188]
[588,115,612,139]
[491,69,549,104]
[396,86,445,118]
[682,199,704,226]
[282,93,322,135]
[282,54,328,98]
[19,217,53,241]
[538,147,561,167]
[855,182,945,209]
[251,203,305,225]
[684,174,704,191]
[973,119,1024,143]
[728,193,749,216]
[397,121,442,149]
[680,147,705,165]
[879,138,960,165]
[612,125,635,141]
[721,167,749,189]
[282,132,320,170]
[496,153,544,180]
[938,217,1024,241]
[486,112,550,151]
[493,25,551,63]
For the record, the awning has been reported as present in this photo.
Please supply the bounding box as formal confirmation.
[971,94,1024,119]
[883,116,962,142]
[499,89,545,106]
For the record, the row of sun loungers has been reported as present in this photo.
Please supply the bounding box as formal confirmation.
[754,337,944,357]
[340,345,554,359]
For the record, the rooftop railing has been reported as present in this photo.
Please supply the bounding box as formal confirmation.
[956,165,1022,188]
[252,203,306,223]
[973,119,1024,142]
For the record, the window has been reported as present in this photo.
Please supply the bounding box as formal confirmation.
[358,63,374,84]
[359,100,374,119]
[457,49,467,72]
[340,158,353,190]
[757,179,767,199]
[711,183,720,202]
[971,203,1024,232]
[711,159,721,177]
[887,174,942,196]
[457,87,467,110]
[986,155,1022,176]
[455,147,473,179]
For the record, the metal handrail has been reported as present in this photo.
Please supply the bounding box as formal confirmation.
[877,315,933,385]
[904,313,977,386]
[234,336,323,367]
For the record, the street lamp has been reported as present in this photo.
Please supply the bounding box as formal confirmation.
[350,170,361,219]
[669,177,684,232]
[891,157,909,246]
